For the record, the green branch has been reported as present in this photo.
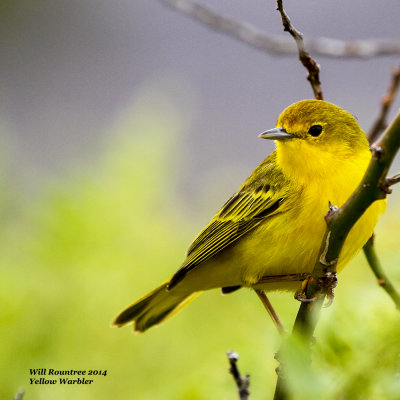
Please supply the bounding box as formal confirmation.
[363,235,400,310]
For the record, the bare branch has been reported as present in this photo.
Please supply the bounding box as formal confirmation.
[227,351,250,400]
[368,66,400,143]
[386,172,400,187]
[158,0,400,59]
[276,0,323,100]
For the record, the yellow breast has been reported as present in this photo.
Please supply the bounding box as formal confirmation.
[279,139,386,272]
[241,140,385,287]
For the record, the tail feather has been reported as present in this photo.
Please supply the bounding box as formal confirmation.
[112,282,200,332]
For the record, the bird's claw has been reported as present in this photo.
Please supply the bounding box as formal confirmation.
[294,276,322,303]
[295,272,337,305]
[294,289,320,303]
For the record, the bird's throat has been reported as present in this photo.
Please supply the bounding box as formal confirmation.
[277,140,368,180]
[276,140,371,206]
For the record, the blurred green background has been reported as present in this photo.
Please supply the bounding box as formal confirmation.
[1,1,400,399]
[1,90,400,399]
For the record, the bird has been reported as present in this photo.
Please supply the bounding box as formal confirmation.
[112,99,386,333]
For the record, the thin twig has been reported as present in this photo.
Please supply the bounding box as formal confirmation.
[368,66,400,143]
[227,351,250,400]
[255,290,286,335]
[158,0,400,59]
[363,236,400,310]
[276,0,323,100]
[385,172,400,188]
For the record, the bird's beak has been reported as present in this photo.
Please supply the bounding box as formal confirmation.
[258,127,295,140]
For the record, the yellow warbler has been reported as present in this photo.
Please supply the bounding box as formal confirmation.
[113,99,385,332]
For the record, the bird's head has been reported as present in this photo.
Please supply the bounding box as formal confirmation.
[259,99,369,154]
[259,100,371,182]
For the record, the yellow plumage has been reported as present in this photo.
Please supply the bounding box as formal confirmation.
[113,99,386,332]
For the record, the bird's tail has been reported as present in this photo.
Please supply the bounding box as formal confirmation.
[112,282,201,332]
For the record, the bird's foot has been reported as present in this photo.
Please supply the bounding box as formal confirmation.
[294,272,337,306]
[294,276,321,303]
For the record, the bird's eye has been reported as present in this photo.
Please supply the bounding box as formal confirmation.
[308,125,323,137]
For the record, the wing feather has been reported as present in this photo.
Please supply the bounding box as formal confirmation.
[168,153,290,289]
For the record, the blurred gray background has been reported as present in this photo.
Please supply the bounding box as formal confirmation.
[1,0,400,202]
